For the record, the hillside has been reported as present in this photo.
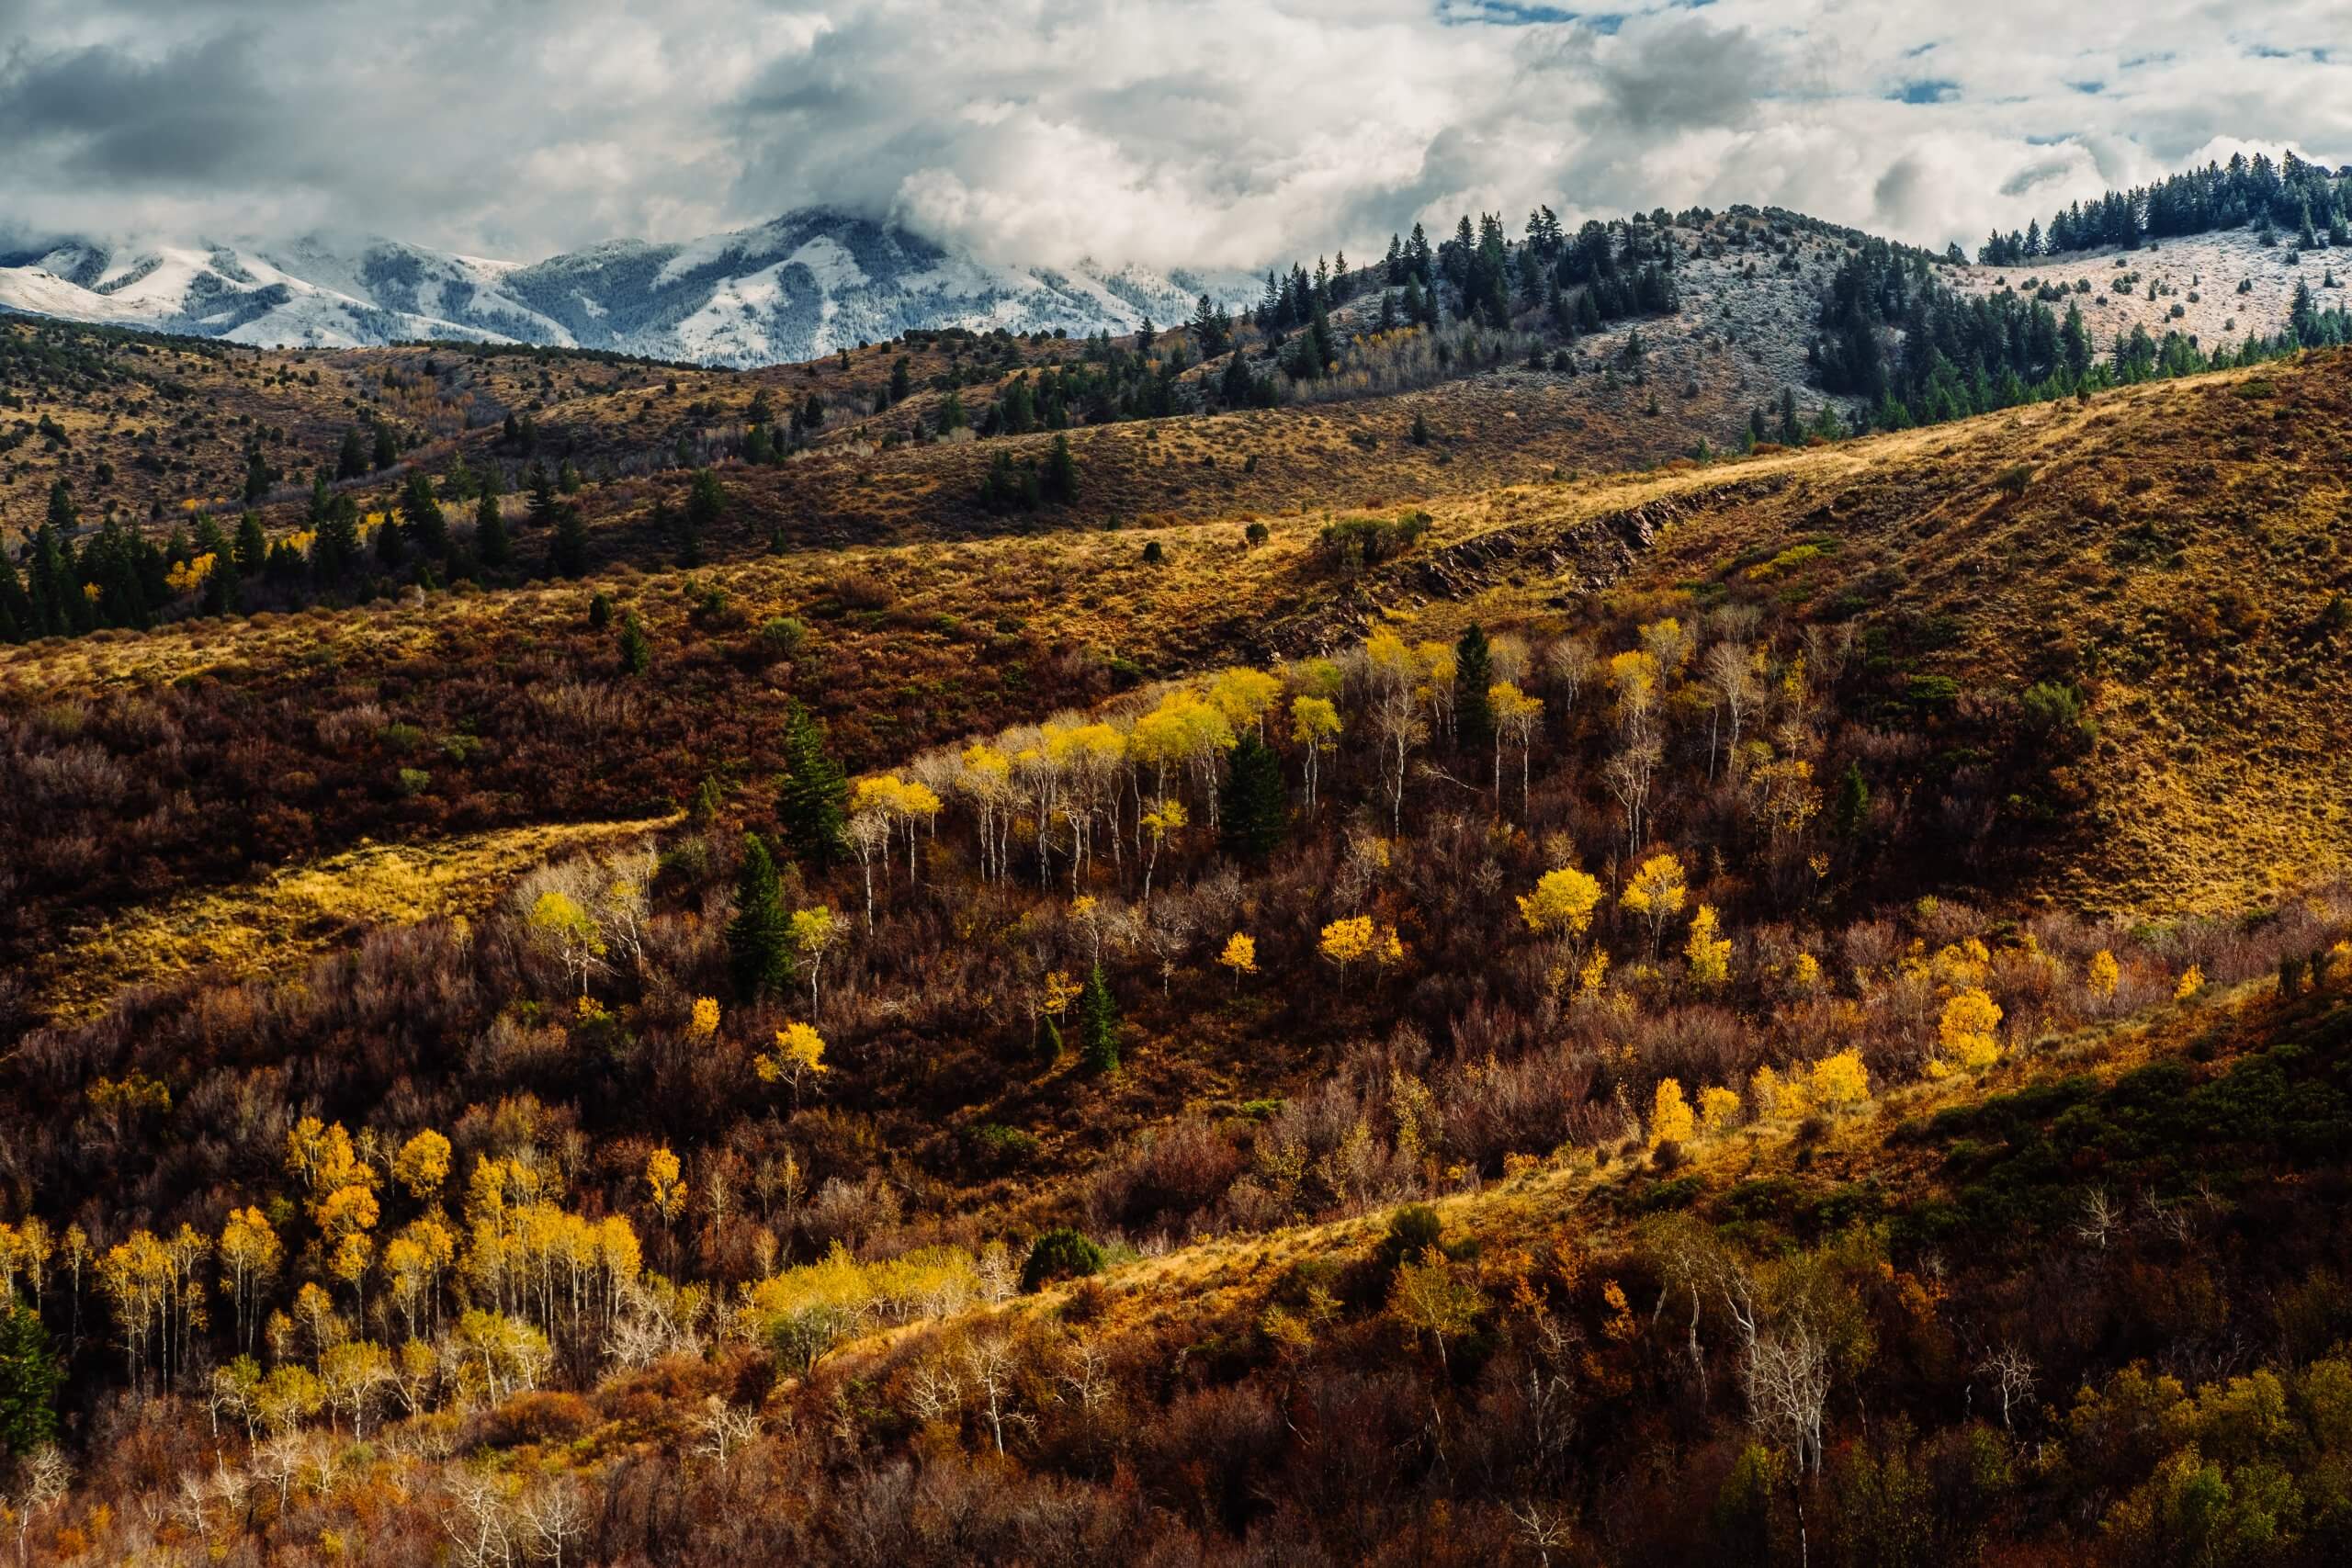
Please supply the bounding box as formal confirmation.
[1952,225,2349,355]
[3,211,2352,1563]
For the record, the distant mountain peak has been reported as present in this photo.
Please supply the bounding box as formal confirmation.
[0,210,1254,365]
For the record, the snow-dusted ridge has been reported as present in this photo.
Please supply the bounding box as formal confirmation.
[0,211,1253,367]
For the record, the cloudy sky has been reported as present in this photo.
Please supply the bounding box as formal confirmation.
[1,0,2345,268]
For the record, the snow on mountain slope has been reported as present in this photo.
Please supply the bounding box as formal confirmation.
[0,211,1252,367]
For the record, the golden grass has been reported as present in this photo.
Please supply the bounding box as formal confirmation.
[34,813,678,1020]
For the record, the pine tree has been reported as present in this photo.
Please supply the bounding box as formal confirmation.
[313,494,362,583]
[1043,434,1079,503]
[1218,733,1288,861]
[372,423,399,471]
[242,446,275,505]
[399,471,448,558]
[1833,761,1871,838]
[777,700,849,870]
[336,426,369,479]
[726,835,794,999]
[1455,623,1495,757]
[0,1294,63,1453]
[686,468,725,543]
[526,460,556,525]
[617,613,650,675]
[547,504,589,578]
[235,511,268,576]
[475,489,511,569]
[1077,964,1120,1074]
[1219,349,1256,409]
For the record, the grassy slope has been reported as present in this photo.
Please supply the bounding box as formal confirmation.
[6,350,2348,1005]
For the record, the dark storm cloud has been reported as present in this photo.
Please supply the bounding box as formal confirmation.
[0,33,273,180]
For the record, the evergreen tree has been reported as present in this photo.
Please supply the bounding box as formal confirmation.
[475,489,511,569]
[0,1295,62,1455]
[235,511,268,576]
[1043,434,1080,503]
[547,503,589,578]
[242,445,276,505]
[1219,349,1256,409]
[336,426,369,479]
[686,468,726,539]
[1077,963,1120,1075]
[399,471,448,558]
[1833,761,1871,839]
[313,494,363,583]
[526,460,556,526]
[776,700,849,870]
[371,423,398,470]
[1191,292,1229,356]
[1218,733,1288,861]
[726,835,795,999]
[1455,622,1495,757]
[617,612,650,675]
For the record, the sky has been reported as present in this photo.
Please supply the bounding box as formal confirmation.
[0,0,2346,270]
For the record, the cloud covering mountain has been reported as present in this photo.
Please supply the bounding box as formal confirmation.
[0,1,2344,277]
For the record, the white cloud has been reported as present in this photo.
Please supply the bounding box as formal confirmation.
[0,0,2344,267]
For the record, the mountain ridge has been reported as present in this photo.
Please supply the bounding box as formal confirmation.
[0,209,1254,367]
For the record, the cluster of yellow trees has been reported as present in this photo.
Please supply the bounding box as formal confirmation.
[36,1114,692,1439]
[1650,1050,1872,1152]
[890,632,1571,908]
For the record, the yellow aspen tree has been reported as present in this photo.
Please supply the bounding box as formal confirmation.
[1363,632,1426,834]
[1217,932,1258,990]
[1686,904,1731,987]
[2174,964,2204,1002]
[1491,681,1544,815]
[217,1207,282,1355]
[527,889,607,996]
[646,1147,687,1272]
[1639,616,1691,677]
[1699,1085,1743,1135]
[2086,950,2120,1005]
[1934,988,2005,1077]
[1607,649,1660,735]
[1387,1250,1484,1375]
[1751,1065,1807,1123]
[1650,1079,1695,1147]
[1518,867,1602,944]
[790,908,841,1017]
[687,997,722,1040]
[1576,949,1611,1003]
[1320,917,1376,987]
[1290,695,1341,816]
[892,780,944,881]
[756,1022,830,1107]
[1808,1051,1870,1115]
[1414,639,1459,738]
[1209,667,1283,739]
[1621,852,1689,957]
[392,1129,453,1204]
[958,742,1014,882]
[1138,798,1186,903]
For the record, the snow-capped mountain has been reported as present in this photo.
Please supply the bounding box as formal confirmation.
[0,211,1250,367]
